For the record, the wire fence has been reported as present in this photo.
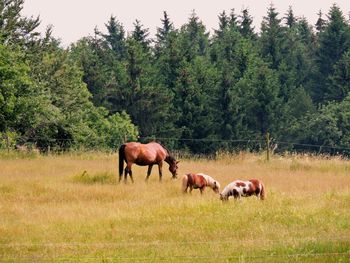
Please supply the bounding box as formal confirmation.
[2,134,350,157]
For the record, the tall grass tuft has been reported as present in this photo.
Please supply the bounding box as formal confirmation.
[72,170,116,184]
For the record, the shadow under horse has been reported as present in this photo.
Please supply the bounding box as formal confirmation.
[118,142,179,183]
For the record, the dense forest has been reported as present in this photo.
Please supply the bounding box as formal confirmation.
[1,0,350,154]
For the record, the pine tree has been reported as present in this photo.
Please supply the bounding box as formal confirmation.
[155,11,174,45]
[0,0,40,46]
[132,20,151,51]
[154,13,180,91]
[177,10,209,61]
[215,10,229,38]
[101,16,126,60]
[314,4,350,102]
[315,10,326,33]
[235,58,281,136]
[326,50,350,101]
[174,58,219,153]
[239,8,256,39]
[228,8,239,31]
[259,4,285,69]
[285,6,297,28]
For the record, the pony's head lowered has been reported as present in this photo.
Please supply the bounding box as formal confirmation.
[220,193,229,201]
[198,173,220,194]
[212,181,220,194]
[209,180,220,194]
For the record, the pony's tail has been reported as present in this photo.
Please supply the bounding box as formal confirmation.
[119,144,126,178]
[260,182,266,200]
[181,174,188,193]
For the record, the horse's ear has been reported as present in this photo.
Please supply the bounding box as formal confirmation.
[176,161,180,164]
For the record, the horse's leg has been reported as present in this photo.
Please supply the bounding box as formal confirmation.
[119,161,126,183]
[119,172,123,183]
[200,187,204,195]
[145,165,153,181]
[125,163,134,183]
[124,167,128,183]
[184,186,188,193]
[129,169,134,183]
[158,162,163,182]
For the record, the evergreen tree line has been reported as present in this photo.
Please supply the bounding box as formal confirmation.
[1,0,350,154]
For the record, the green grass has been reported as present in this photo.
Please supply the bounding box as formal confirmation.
[0,152,349,262]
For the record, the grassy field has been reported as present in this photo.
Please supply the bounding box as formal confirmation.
[0,151,349,262]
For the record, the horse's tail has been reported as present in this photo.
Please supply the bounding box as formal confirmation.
[119,144,126,177]
[260,181,266,200]
[181,174,189,193]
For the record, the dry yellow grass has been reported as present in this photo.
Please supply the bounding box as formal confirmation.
[0,152,349,262]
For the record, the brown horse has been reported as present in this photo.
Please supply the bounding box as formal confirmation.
[118,142,179,183]
[181,173,220,194]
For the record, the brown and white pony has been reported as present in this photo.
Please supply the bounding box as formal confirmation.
[182,173,220,194]
[119,142,179,183]
[220,179,265,201]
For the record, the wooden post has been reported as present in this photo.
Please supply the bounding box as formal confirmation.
[5,133,10,153]
[266,132,270,162]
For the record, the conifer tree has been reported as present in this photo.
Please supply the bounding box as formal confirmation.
[132,19,151,51]
[102,16,126,60]
[315,10,326,33]
[315,4,350,102]
[177,10,209,61]
[326,50,350,101]
[215,10,229,38]
[239,8,256,39]
[259,4,285,69]
[285,6,297,28]
[155,11,174,45]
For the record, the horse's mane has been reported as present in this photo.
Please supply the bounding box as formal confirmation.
[154,141,175,160]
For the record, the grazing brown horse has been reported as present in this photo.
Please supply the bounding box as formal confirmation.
[119,142,179,183]
[181,173,220,194]
[220,179,265,201]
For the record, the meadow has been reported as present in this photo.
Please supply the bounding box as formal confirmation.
[0,151,349,262]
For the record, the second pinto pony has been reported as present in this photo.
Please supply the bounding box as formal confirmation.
[220,179,265,201]
[182,173,220,194]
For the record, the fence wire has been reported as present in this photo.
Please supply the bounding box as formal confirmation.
[2,135,350,156]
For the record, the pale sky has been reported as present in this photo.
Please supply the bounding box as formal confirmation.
[22,1,350,46]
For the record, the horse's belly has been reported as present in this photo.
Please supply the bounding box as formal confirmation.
[192,179,205,189]
[238,187,249,196]
[135,160,155,166]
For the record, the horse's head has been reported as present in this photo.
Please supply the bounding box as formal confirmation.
[169,160,180,179]
[212,181,220,194]
[220,193,228,201]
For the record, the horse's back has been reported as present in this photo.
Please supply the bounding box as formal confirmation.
[191,173,207,188]
[124,142,166,165]
[124,142,142,159]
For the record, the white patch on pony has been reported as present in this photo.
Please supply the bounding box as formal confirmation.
[197,173,220,193]
[221,180,250,199]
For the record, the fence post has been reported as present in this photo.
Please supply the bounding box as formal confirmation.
[5,133,10,153]
[266,132,270,161]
